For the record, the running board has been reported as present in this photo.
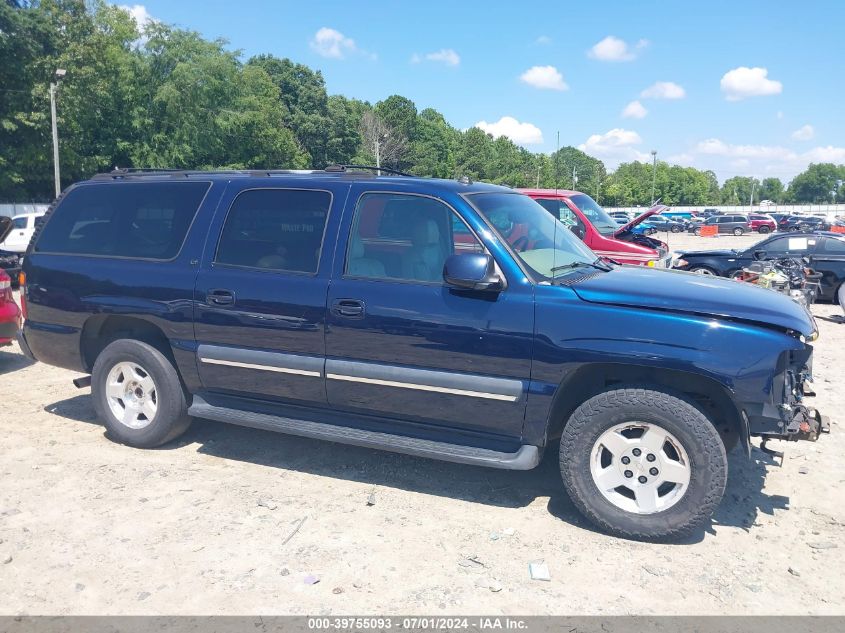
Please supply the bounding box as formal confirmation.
[188,396,540,470]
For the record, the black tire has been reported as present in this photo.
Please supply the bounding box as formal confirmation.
[733,227,744,236]
[671,225,681,233]
[759,226,770,234]
[559,387,727,541]
[92,339,191,448]
[694,227,702,236]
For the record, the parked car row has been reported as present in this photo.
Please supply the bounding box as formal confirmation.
[12,166,828,542]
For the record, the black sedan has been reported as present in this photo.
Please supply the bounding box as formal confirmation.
[672,231,845,302]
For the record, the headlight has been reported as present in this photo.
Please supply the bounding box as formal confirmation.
[675,258,688,267]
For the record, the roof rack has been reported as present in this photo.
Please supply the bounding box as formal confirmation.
[90,167,325,180]
[325,164,414,177]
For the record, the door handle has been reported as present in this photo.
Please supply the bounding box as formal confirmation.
[332,298,365,319]
[207,289,235,306]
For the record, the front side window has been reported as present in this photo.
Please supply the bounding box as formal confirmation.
[36,182,209,259]
[534,199,587,237]
[346,193,483,282]
[216,189,331,273]
[467,192,599,281]
[566,193,618,236]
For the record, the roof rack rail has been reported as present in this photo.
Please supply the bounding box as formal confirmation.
[325,164,414,177]
[90,167,324,181]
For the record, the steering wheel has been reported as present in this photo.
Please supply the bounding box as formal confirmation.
[511,235,530,252]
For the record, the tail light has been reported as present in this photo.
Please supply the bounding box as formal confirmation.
[0,275,10,303]
[18,271,27,320]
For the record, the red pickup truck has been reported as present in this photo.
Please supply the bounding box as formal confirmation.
[518,189,670,266]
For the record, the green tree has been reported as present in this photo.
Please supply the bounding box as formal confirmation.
[758,177,785,203]
[720,176,760,205]
[786,163,845,203]
[409,108,456,178]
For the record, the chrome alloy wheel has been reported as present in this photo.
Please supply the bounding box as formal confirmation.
[590,422,691,514]
[105,361,158,429]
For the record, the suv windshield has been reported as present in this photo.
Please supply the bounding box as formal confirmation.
[567,193,619,236]
[467,192,601,280]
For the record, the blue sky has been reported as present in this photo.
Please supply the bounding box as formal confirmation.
[121,0,845,182]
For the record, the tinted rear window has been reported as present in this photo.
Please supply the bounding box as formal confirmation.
[36,182,209,259]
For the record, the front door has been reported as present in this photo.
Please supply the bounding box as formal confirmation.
[325,188,534,440]
[194,184,343,406]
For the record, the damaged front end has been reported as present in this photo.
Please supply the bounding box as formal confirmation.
[745,340,831,458]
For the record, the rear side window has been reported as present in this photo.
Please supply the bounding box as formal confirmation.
[36,182,209,259]
[215,188,331,274]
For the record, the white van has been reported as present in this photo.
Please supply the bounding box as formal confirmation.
[0,213,45,253]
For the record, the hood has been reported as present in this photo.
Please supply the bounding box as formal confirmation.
[0,217,12,245]
[614,205,669,237]
[677,248,738,258]
[570,265,816,336]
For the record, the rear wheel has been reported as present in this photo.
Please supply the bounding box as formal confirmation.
[758,226,771,234]
[694,227,702,236]
[559,387,727,540]
[92,339,191,448]
[733,227,744,236]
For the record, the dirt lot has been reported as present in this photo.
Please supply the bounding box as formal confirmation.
[1,232,844,615]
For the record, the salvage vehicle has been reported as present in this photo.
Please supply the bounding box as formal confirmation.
[0,217,21,346]
[643,215,684,233]
[673,231,845,302]
[0,212,44,253]
[519,189,670,266]
[19,168,828,540]
[748,214,777,234]
[780,215,830,233]
[690,214,750,236]
[0,217,22,284]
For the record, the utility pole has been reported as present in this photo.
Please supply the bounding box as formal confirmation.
[50,69,66,199]
[374,138,380,176]
[650,150,657,205]
[749,180,756,210]
[536,163,541,188]
[572,166,577,189]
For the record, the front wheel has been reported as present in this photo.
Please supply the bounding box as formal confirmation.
[559,387,727,540]
[671,225,681,233]
[92,339,192,448]
[694,227,702,236]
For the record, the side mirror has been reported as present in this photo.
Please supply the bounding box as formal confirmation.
[570,224,586,240]
[753,250,767,260]
[443,253,505,292]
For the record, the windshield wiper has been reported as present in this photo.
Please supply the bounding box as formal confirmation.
[550,258,613,275]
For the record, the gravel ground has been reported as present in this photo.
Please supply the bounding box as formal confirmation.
[1,233,843,615]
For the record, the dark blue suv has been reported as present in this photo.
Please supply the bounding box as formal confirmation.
[18,168,828,540]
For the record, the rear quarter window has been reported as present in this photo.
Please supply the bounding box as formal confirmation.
[35,181,209,259]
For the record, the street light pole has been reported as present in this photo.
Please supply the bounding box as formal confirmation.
[650,150,657,205]
[49,69,66,199]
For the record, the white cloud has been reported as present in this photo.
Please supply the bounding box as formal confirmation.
[777,111,784,120]
[310,27,359,59]
[411,48,460,66]
[720,66,782,101]
[118,4,157,44]
[684,137,845,180]
[621,100,648,119]
[535,35,552,45]
[519,65,568,91]
[587,36,648,61]
[640,81,686,99]
[474,116,543,145]
[578,128,649,167]
[791,124,815,141]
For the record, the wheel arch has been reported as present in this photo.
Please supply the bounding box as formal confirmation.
[80,314,175,373]
[545,362,744,450]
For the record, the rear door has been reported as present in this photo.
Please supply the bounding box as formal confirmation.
[323,186,534,440]
[194,182,347,406]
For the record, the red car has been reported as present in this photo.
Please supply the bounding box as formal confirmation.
[0,217,21,346]
[518,189,670,266]
[748,214,777,234]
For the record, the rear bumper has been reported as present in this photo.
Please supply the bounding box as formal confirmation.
[16,327,35,360]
